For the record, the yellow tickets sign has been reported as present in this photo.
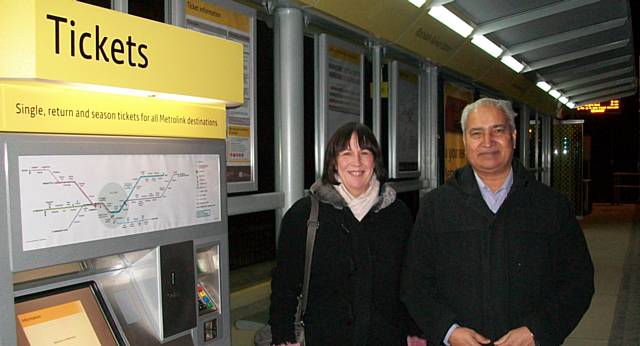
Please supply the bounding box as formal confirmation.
[0,0,242,104]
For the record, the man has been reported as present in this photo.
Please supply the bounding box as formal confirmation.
[401,98,594,346]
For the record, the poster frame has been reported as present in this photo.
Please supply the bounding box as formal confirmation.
[315,33,365,178]
[388,60,421,179]
[184,0,258,193]
[442,77,475,179]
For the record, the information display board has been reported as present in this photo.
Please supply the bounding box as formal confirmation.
[315,33,364,176]
[185,0,257,193]
[15,282,120,346]
[388,61,421,179]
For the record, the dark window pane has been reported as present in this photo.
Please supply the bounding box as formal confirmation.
[303,34,315,188]
[129,2,165,23]
[228,210,275,269]
[77,0,111,9]
[256,19,275,193]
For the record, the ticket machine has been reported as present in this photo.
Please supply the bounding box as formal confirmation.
[0,1,243,345]
[2,135,231,346]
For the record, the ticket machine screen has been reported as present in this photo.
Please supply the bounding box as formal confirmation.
[15,282,121,346]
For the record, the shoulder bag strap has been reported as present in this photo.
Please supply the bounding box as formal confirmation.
[298,194,319,320]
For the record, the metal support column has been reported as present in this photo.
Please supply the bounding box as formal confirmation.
[542,114,552,185]
[168,0,186,27]
[111,0,128,13]
[519,104,530,166]
[0,153,15,346]
[0,234,13,346]
[273,3,304,239]
[370,43,382,139]
[421,63,439,194]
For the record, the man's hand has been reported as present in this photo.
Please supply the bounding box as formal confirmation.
[449,327,491,346]
[493,326,535,346]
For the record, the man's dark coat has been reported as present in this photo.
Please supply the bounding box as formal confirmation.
[401,161,594,345]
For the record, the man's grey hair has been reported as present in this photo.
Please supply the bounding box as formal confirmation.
[460,98,517,134]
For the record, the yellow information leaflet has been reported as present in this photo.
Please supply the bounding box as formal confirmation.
[0,82,226,139]
[18,300,101,346]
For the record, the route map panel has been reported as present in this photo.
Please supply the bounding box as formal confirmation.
[18,154,221,251]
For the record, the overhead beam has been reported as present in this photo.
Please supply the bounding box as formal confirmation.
[427,0,454,8]
[554,67,633,90]
[507,17,627,55]
[576,91,636,106]
[542,55,632,81]
[473,0,599,36]
[523,39,629,72]
[564,77,636,97]
[572,83,636,103]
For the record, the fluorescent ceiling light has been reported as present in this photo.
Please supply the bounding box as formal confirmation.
[471,35,503,58]
[549,89,561,99]
[559,96,569,104]
[407,0,427,7]
[428,6,473,38]
[500,56,525,73]
[536,81,552,92]
[566,102,576,109]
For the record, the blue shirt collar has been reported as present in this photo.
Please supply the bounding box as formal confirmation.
[473,168,514,213]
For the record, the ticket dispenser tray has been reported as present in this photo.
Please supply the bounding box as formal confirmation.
[97,242,197,345]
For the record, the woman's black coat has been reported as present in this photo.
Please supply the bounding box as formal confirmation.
[269,180,417,345]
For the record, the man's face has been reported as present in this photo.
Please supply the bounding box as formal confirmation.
[463,104,516,176]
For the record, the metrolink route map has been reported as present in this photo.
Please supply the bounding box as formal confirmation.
[18,154,221,251]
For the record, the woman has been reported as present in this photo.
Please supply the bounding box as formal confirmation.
[268,122,419,345]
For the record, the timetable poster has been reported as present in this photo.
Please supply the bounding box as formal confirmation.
[324,35,364,140]
[186,0,257,192]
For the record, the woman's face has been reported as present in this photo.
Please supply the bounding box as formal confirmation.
[336,132,375,197]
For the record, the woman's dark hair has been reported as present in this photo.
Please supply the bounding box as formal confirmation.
[322,122,387,185]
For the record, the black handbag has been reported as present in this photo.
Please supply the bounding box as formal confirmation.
[255,195,319,346]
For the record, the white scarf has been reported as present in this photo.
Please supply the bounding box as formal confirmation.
[334,176,380,221]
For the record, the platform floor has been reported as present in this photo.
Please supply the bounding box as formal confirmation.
[229,203,640,346]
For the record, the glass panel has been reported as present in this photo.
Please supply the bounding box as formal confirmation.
[552,121,584,216]
[129,2,165,23]
[528,118,540,180]
[77,0,111,9]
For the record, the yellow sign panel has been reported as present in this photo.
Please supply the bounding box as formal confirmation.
[228,125,250,137]
[0,0,243,104]
[185,0,250,33]
[1,83,226,139]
